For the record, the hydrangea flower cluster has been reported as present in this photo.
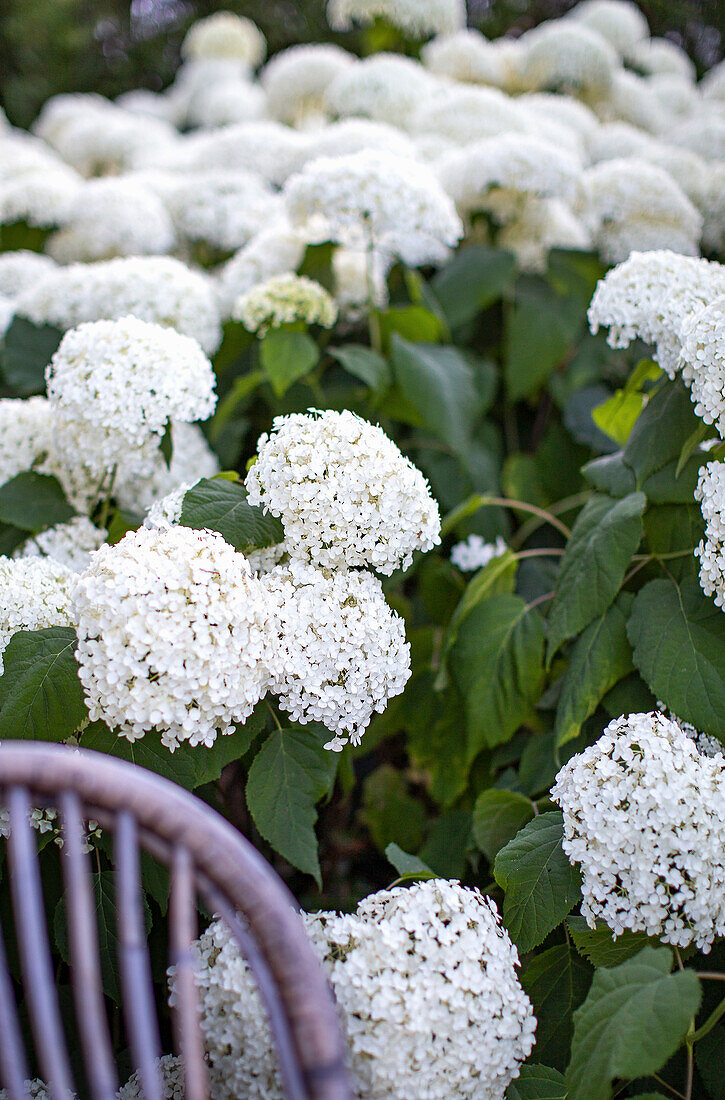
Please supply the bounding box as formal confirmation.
[118,1055,185,1100]
[233,274,338,335]
[326,0,466,38]
[451,534,508,572]
[181,880,536,1100]
[0,557,77,674]
[695,461,725,609]
[552,711,725,950]
[181,12,267,67]
[14,517,107,572]
[680,296,725,436]
[73,526,273,750]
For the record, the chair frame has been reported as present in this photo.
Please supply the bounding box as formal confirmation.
[0,742,352,1100]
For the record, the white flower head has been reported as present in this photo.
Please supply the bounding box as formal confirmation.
[245,409,441,575]
[185,880,535,1100]
[163,170,281,253]
[552,711,725,951]
[326,0,466,38]
[696,460,725,609]
[421,29,512,88]
[680,297,725,437]
[0,557,77,674]
[323,53,437,128]
[518,21,618,101]
[261,44,356,127]
[284,150,462,267]
[118,1055,185,1100]
[181,12,266,67]
[451,534,508,572]
[0,251,56,299]
[260,560,410,746]
[73,526,273,750]
[567,0,649,56]
[0,397,55,487]
[233,273,337,336]
[46,177,175,263]
[15,517,107,572]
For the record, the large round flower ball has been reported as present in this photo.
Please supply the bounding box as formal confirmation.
[185,880,536,1100]
[245,409,440,575]
[73,526,273,749]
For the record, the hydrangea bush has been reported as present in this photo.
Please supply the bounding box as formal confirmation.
[1,1,725,1098]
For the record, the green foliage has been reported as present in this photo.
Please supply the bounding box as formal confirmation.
[506,1065,567,1099]
[431,245,516,329]
[178,476,283,552]
[522,944,591,1070]
[329,344,391,392]
[259,329,319,396]
[0,316,62,395]
[361,765,426,853]
[0,627,87,741]
[389,335,481,455]
[472,789,535,863]
[0,473,75,532]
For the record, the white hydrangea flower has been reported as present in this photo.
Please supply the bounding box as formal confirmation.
[118,1055,185,1100]
[0,250,56,298]
[0,166,81,229]
[245,541,288,577]
[73,526,273,750]
[581,158,702,265]
[261,44,356,127]
[332,246,390,322]
[700,163,725,255]
[185,77,267,130]
[628,36,696,81]
[0,296,13,338]
[163,170,281,253]
[0,556,77,674]
[451,534,508,572]
[670,115,725,164]
[46,177,175,263]
[141,122,305,187]
[518,21,617,101]
[15,256,223,355]
[234,274,337,335]
[588,251,725,378]
[323,54,437,128]
[326,0,465,37]
[702,60,725,102]
[680,297,725,436]
[143,483,196,532]
[567,0,649,56]
[498,197,592,272]
[408,85,528,147]
[695,460,725,609]
[46,317,216,510]
[114,422,220,517]
[519,93,599,141]
[0,397,56,486]
[284,150,462,267]
[295,118,417,168]
[0,804,101,854]
[593,69,665,134]
[648,74,699,120]
[421,29,512,87]
[0,1079,57,1100]
[245,409,441,575]
[215,222,308,319]
[552,711,725,951]
[185,880,535,1100]
[586,120,658,164]
[260,560,410,747]
[14,517,107,572]
[42,104,177,177]
[182,12,266,66]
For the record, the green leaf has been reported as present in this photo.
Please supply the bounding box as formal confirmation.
[246,728,336,885]
[361,764,426,853]
[390,335,481,455]
[82,714,263,790]
[0,472,75,532]
[0,627,86,741]
[179,477,283,552]
[696,1022,725,1100]
[54,872,151,1003]
[592,389,644,445]
[582,453,636,498]
[494,811,581,953]
[567,947,701,1100]
[547,492,646,661]
[328,344,391,391]
[505,283,574,402]
[384,842,435,882]
[554,594,633,747]
[522,944,591,1071]
[451,594,546,761]
[641,453,704,504]
[430,245,516,328]
[0,316,62,396]
[378,305,446,346]
[676,421,711,477]
[643,504,702,580]
[472,789,534,863]
[628,576,725,738]
[506,1065,567,1100]
[566,916,660,969]
[259,329,319,396]
[624,380,700,487]
[159,419,173,468]
[418,810,471,878]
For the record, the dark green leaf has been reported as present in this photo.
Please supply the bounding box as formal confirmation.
[602,672,657,718]
[159,419,173,468]
[328,344,391,391]
[547,492,646,660]
[506,1065,567,1100]
[494,811,581,953]
[566,916,661,968]
[246,728,336,884]
[390,335,481,454]
[385,842,435,882]
[0,524,28,556]
[0,627,86,741]
[696,1022,725,1100]
[259,329,319,396]
[505,283,574,402]
[624,380,701,486]
[451,594,546,761]
[555,594,633,747]
[472,788,534,863]
[1,316,62,396]
[522,943,591,1070]
[379,305,446,346]
[418,810,471,878]
[179,477,283,552]
[628,576,725,738]
[431,245,515,328]
[641,453,704,504]
[582,453,636,497]
[361,764,426,853]
[567,948,701,1100]
[0,472,75,532]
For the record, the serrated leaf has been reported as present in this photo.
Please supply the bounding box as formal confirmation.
[259,329,319,396]
[472,789,534,863]
[179,477,283,552]
[451,594,546,761]
[522,944,591,1070]
[494,811,581,953]
[567,947,701,1100]
[385,842,435,881]
[390,335,481,455]
[430,245,515,328]
[0,627,87,741]
[624,380,700,486]
[628,576,725,738]
[566,916,660,968]
[555,594,633,747]
[506,1065,567,1100]
[547,492,645,661]
[246,728,336,884]
[0,472,75,533]
[582,453,636,497]
[329,344,391,391]
[0,316,62,396]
